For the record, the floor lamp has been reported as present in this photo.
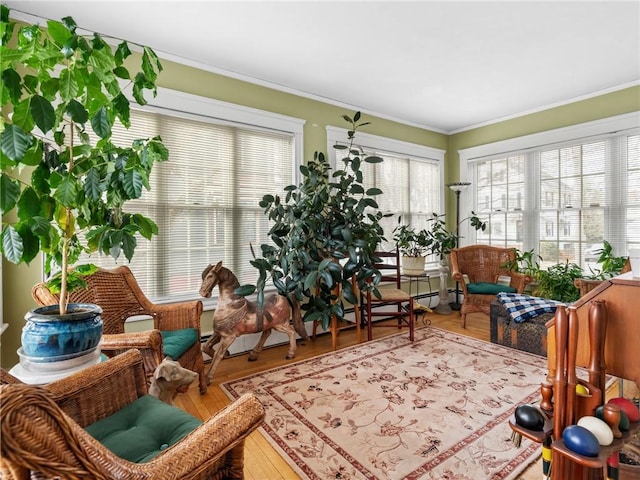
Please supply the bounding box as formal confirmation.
[447,181,471,311]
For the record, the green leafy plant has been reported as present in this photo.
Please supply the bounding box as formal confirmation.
[393,220,431,257]
[501,248,543,279]
[241,112,388,330]
[534,260,584,303]
[587,240,628,279]
[0,7,169,314]
[426,211,487,260]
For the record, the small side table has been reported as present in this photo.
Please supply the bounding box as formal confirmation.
[403,273,433,325]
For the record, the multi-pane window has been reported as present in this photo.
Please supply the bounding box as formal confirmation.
[464,114,640,272]
[326,127,445,265]
[78,89,303,303]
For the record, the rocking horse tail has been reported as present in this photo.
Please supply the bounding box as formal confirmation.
[290,296,309,341]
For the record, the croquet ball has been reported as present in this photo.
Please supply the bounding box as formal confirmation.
[608,397,640,423]
[514,404,545,431]
[577,416,613,446]
[594,404,630,431]
[619,409,630,431]
[576,384,589,395]
[562,425,600,457]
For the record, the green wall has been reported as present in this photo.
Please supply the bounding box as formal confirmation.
[2,54,638,369]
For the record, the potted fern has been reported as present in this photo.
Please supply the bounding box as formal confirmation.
[0,7,168,357]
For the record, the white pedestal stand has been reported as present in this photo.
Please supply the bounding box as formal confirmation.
[435,261,452,315]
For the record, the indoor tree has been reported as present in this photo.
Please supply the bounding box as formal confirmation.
[0,6,169,314]
[241,112,388,329]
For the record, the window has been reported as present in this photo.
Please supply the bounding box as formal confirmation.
[326,127,446,265]
[459,113,640,271]
[80,88,304,304]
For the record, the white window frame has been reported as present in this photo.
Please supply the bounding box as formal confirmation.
[458,112,640,253]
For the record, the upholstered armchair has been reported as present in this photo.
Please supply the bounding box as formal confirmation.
[450,245,532,328]
[0,349,265,480]
[32,265,207,394]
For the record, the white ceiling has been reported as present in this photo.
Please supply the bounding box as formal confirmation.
[6,1,640,133]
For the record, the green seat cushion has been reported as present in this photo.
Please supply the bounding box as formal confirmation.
[85,395,202,463]
[467,282,517,295]
[161,328,198,360]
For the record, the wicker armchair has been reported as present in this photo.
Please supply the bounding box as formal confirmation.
[574,257,631,297]
[0,349,265,480]
[450,245,532,328]
[32,265,207,394]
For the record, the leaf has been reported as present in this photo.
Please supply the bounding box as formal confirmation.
[83,168,102,201]
[0,174,20,213]
[121,232,137,261]
[0,124,34,161]
[53,175,79,207]
[17,187,41,220]
[1,225,23,263]
[123,169,143,198]
[366,187,383,196]
[46,19,72,45]
[65,99,89,124]
[235,284,256,296]
[112,92,130,126]
[58,67,79,101]
[91,106,111,139]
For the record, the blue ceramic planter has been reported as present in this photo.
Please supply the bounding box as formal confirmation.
[21,303,103,359]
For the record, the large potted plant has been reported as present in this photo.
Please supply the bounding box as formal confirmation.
[240,112,388,330]
[0,7,168,357]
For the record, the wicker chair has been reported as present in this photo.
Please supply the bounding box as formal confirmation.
[0,349,265,480]
[450,245,532,328]
[32,265,207,394]
[574,257,631,297]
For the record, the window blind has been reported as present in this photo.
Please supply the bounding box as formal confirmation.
[78,102,298,303]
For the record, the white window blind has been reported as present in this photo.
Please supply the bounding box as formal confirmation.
[326,126,445,264]
[78,90,303,303]
[460,113,640,272]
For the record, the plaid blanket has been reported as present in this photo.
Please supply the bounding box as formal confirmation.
[496,292,565,323]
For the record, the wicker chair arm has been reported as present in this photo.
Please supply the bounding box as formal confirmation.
[31,282,58,307]
[101,331,164,383]
[510,271,533,293]
[143,392,265,478]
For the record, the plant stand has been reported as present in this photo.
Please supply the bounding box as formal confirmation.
[435,261,452,315]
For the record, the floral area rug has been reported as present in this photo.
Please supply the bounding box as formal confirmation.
[221,327,547,480]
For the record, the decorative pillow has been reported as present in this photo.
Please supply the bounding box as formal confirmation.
[467,282,517,295]
[86,394,202,463]
[161,328,198,359]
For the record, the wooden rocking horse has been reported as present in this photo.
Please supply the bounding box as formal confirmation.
[199,262,309,382]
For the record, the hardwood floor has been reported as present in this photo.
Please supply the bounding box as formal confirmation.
[174,311,542,480]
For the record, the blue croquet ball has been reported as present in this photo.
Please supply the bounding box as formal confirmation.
[514,404,545,431]
[562,425,600,457]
